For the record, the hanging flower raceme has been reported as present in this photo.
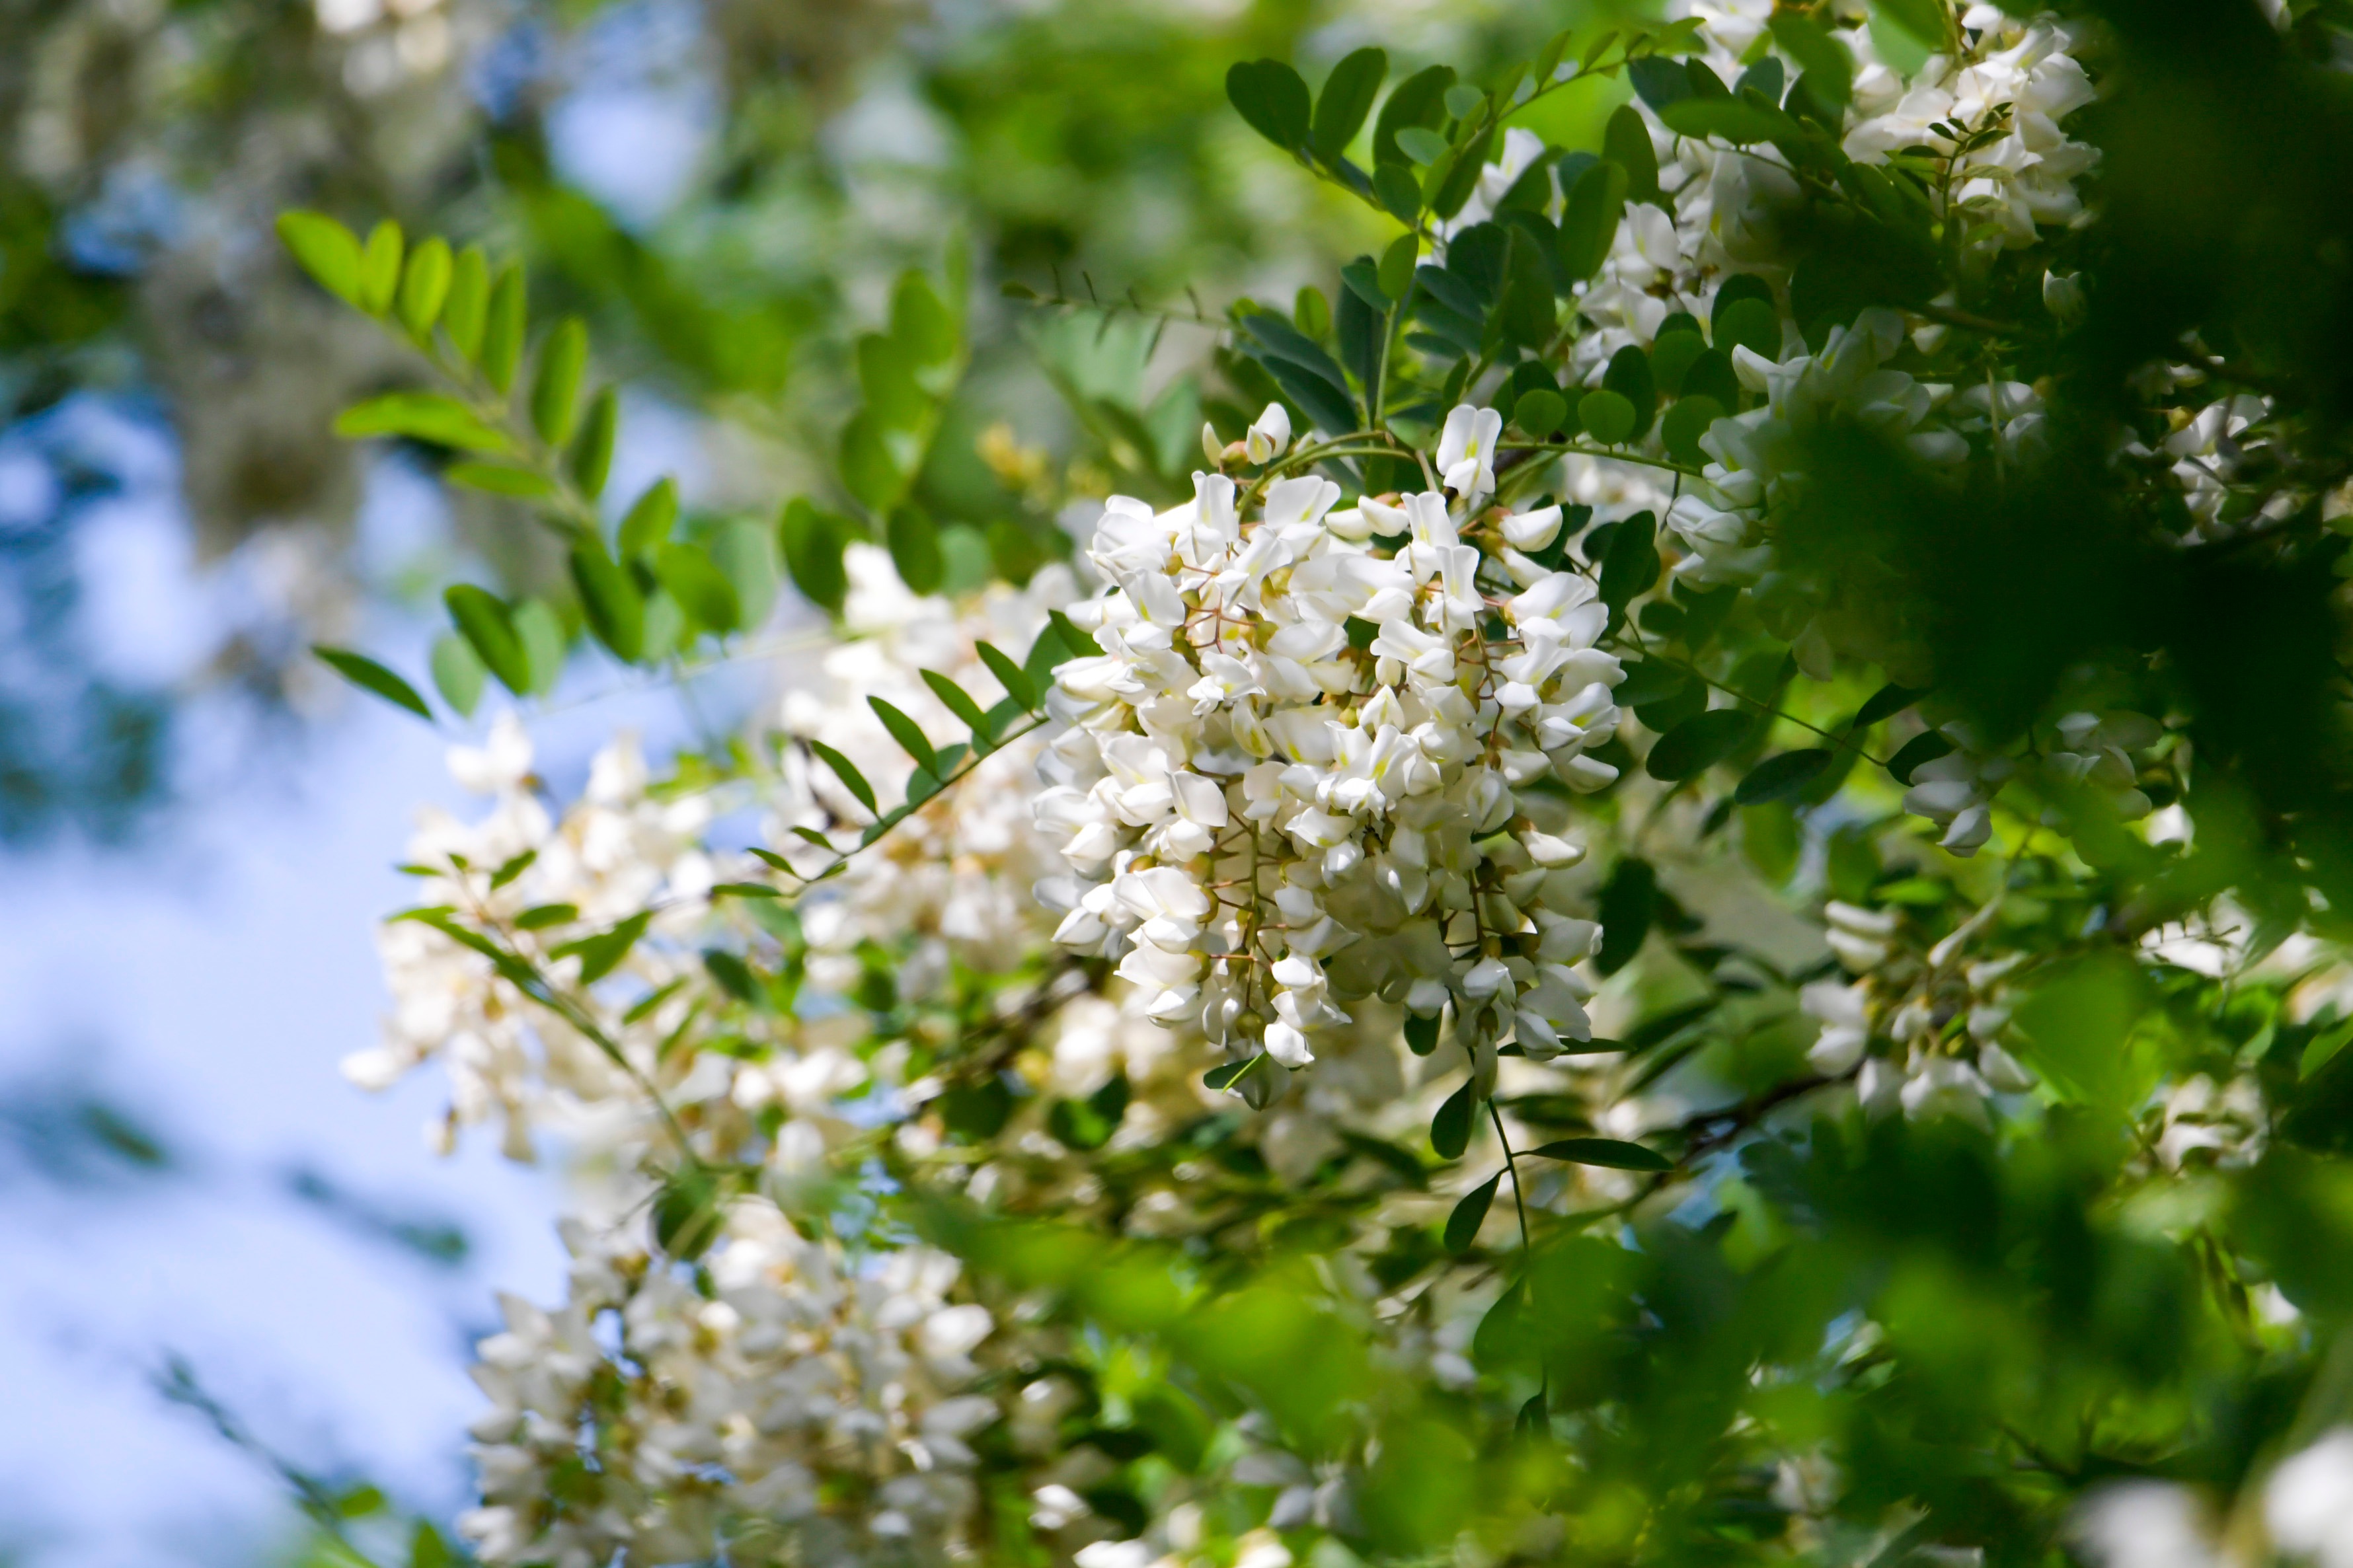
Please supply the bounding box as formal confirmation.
[1035,420,1620,1092]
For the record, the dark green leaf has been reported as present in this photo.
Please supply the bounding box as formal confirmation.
[1513,389,1567,439]
[808,740,877,814]
[656,542,741,634]
[1374,163,1425,223]
[556,910,652,985]
[1855,683,1925,728]
[1596,857,1656,975]
[1499,228,1557,349]
[1372,63,1455,167]
[1658,93,1793,145]
[1431,1078,1477,1160]
[1445,1172,1502,1253]
[314,646,432,721]
[1627,56,1693,111]
[974,641,1036,710]
[444,585,531,695]
[515,903,577,930]
[1770,12,1851,110]
[1661,394,1724,464]
[1715,295,1781,363]
[1405,1011,1442,1056]
[1560,161,1629,282]
[887,506,945,596]
[779,497,849,614]
[1226,59,1311,151]
[652,1176,724,1261]
[1603,345,1657,439]
[570,542,644,662]
[1735,749,1835,804]
[1204,1055,1262,1092]
[1528,1137,1672,1172]
[1599,509,1660,609]
[1647,708,1755,781]
[1578,389,1637,446]
[869,696,939,774]
[923,669,994,745]
[1888,729,1955,784]
[1613,657,1686,708]
[1312,48,1386,165]
[1603,104,1661,203]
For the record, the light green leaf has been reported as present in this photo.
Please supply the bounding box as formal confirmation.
[531,317,589,447]
[481,264,526,392]
[513,597,566,694]
[398,236,452,340]
[275,210,365,308]
[360,221,403,317]
[430,631,486,717]
[334,392,516,456]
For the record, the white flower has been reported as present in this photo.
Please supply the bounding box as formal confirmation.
[1436,404,1502,502]
[1247,402,1292,464]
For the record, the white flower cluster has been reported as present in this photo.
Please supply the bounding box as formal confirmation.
[1901,710,2160,856]
[463,1201,1009,1568]
[2077,1427,2353,1568]
[352,716,718,1158]
[1802,897,2036,1127]
[1035,445,1619,1084]
[773,544,1081,989]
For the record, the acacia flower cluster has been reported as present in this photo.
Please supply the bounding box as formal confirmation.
[463,1201,1013,1568]
[1034,439,1618,1088]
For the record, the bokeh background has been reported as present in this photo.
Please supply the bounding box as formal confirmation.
[0,0,1639,1557]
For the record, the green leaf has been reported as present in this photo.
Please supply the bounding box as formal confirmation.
[1628,56,1693,112]
[444,461,557,500]
[513,597,566,694]
[398,236,451,339]
[1499,227,1557,350]
[1603,345,1657,440]
[1599,508,1660,609]
[1373,163,1425,224]
[2303,1021,2353,1081]
[275,211,366,307]
[410,1521,457,1568]
[430,632,485,717]
[1661,394,1724,464]
[360,221,403,316]
[555,909,651,985]
[481,264,527,393]
[334,392,516,456]
[1312,47,1387,165]
[780,497,851,614]
[443,245,489,363]
[1888,728,1955,784]
[531,317,589,447]
[652,1174,724,1261]
[1507,392,1564,447]
[1658,94,1793,145]
[1560,160,1629,281]
[1378,236,1420,306]
[1771,12,1851,110]
[1647,708,1755,781]
[1373,63,1454,167]
[890,271,960,374]
[808,740,877,814]
[1395,126,1450,166]
[1445,1172,1502,1253]
[1715,295,1781,363]
[869,697,939,774]
[1856,683,1925,728]
[1603,104,1661,204]
[1529,1137,1672,1172]
[1596,857,1656,976]
[1405,1011,1442,1056]
[515,902,578,930]
[923,669,995,745]
[1578,389,1636,446]
[1431,1078,1477,1160]
[570,541,644,662]
[570,386,617,499]
[314,646,432,721]
[656,542,742,634]
[887,506,945,596]
[1204,1055,1262,1093]
[1428,125,1494,221]
[444,585,531,695]
[619,477,679,560]
[975,641,1037,709]
[712,518,780,629]
[1735,749,1835,804]
[1226,58,1311,151]
[839,410,906,513]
